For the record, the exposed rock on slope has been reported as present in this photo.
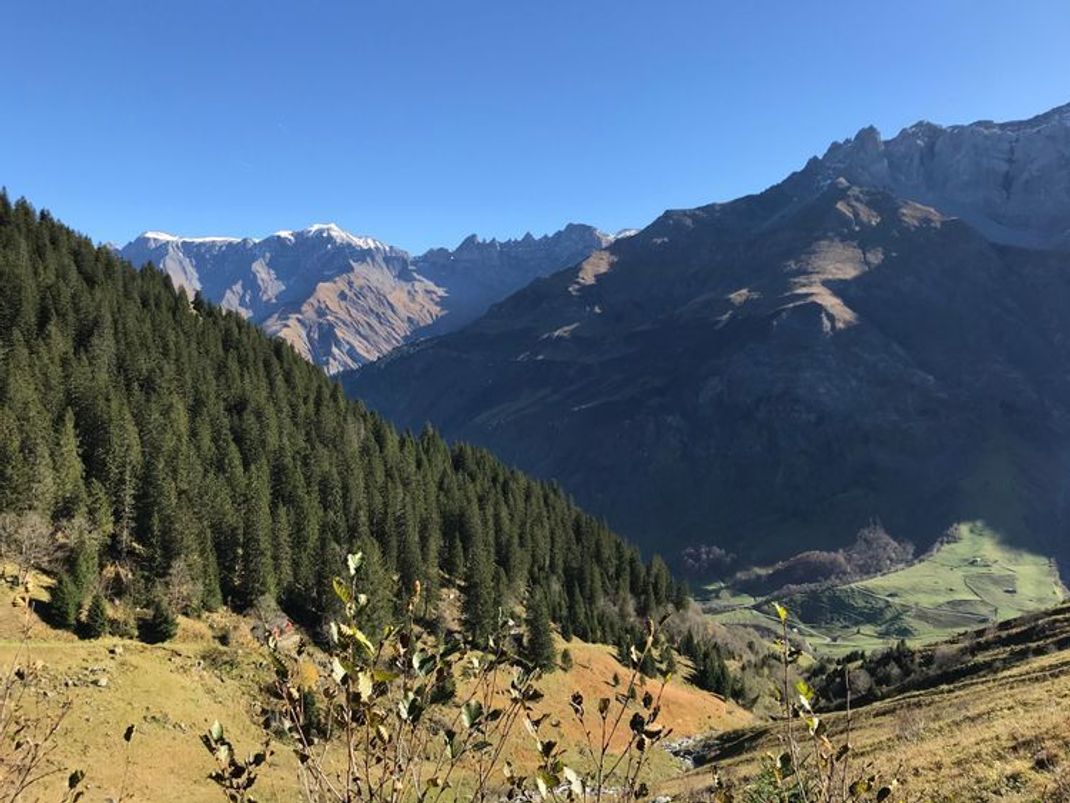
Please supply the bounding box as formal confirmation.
[121,225,435,373]
[803,102,1070,249]
[413,224,620,334]
[121,224,614,372]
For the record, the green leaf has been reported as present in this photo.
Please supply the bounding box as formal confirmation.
[209,721,224,743]
[462,700,483,730]
[849,778,874,796]
[338,622,375,656]
[332,577,352,605]
[773,602,788,623]
[412,650,436,676]
[397,691,423,723]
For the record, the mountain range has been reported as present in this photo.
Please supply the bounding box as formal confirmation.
[120,223,621,373]
[345,102,1070,572]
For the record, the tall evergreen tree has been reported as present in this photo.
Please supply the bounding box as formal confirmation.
[52,408,86,520]
[353,537,393,644]
[524,588,555,671]
[462,531,497,644]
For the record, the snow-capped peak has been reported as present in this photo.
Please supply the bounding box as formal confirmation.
[137,231,240,245]
[270,223,388,251]
[137,223,388,251]
[305,222,345,235]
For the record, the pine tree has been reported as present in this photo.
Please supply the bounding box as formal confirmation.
[524,588,555,671]
[141,595,178,643]
[47,572,80,630]
[462,532,497,645]
[353,537,393,644]
[85,593,109,638]
[52,408,86,520]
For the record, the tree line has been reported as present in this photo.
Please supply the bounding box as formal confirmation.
[0,192,686,644]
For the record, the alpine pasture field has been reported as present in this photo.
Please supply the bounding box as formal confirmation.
[706,523,1067,656]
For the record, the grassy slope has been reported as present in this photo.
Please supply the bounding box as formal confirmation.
[664,604,1070,802]
[0,591,749,801]
[707,522,1067,655]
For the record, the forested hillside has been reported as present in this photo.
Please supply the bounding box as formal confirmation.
[0,192,683,642]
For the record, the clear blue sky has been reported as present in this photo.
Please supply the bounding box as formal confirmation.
[3,1,1069,252]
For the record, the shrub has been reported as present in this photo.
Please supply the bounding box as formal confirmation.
[204,552,673,802]
[108,605,139,640]
[560,647,574,671]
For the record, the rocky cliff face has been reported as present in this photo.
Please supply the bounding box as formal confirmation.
[413,224,621,333]
[346,102,1070,570]
[802,102,1070,250]
[121,223,612,372]
[121,225,438,373]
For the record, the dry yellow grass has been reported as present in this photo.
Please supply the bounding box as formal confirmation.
[0,600,301,801]
[0,589,750,801]
[663,636,1070,801]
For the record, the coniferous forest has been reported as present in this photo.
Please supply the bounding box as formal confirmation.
[0,193,684,642]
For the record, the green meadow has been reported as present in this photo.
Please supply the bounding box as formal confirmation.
[707,522,1067,655]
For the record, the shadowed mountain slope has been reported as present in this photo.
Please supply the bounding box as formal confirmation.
[346,103,1070,570]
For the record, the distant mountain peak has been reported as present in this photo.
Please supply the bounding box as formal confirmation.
[269,223,395,252]
[806,100,1070,250]
[134,223,393,253]
[122,220,610,373]
[137,230,241,245]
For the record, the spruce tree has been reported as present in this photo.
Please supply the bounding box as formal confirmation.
[52,408,86,520]
[353,537,393,645]
[524,588,555,671]
[141,595,178,643]
[48,572,80,630]
[462,533,496,644]
[559,647,573,672]
[85,593,109,638]
[692,642,731,696]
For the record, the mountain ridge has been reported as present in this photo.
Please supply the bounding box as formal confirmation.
[344,101,1070,574]
[120,222,618,373]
